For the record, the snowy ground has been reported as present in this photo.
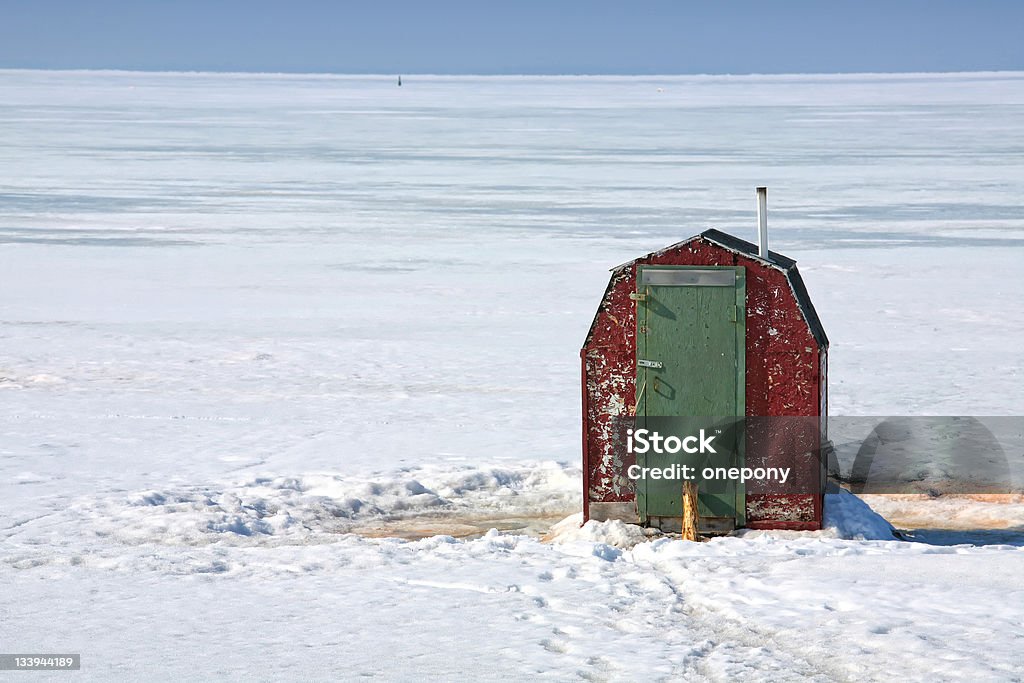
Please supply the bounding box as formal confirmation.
[1,70,1023,680]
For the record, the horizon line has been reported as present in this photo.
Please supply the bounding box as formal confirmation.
[2,67,1023,80]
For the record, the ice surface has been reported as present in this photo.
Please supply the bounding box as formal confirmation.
[2,69,1024,680]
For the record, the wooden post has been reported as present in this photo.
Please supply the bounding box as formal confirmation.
[681,481,698,541]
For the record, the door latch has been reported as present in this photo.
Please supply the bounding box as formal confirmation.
[638,359,664,369]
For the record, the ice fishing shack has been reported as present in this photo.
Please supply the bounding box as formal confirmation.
[581,188,829,533]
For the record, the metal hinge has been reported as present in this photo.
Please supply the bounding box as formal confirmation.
[730,305,741,322]
[638,359,664,369]
[629,291,648,302]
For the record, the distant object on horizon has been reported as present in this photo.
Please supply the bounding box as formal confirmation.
[398,75,402,87]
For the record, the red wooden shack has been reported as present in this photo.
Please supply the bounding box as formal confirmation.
[581,222,829,532]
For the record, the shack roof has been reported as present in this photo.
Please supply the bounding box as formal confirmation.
[601,228,829,349]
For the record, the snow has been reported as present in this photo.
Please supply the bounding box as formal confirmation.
[822,489,897,541]
[544,512,657,548]
[2,69,1024,680]
[58,462,580,546]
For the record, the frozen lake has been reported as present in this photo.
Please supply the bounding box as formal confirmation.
[2,71,1024,680]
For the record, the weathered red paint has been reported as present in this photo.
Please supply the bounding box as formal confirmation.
[582,232,828,530]
[580,350,591,523]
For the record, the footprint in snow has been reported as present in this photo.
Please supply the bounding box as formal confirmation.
[540,638,569,654]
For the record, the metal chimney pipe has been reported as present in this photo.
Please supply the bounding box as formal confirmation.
[756,186,768,257]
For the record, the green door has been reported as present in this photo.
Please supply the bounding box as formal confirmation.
[635,266,746,530]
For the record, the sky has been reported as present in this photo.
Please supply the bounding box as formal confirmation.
[1,0,1022,75]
